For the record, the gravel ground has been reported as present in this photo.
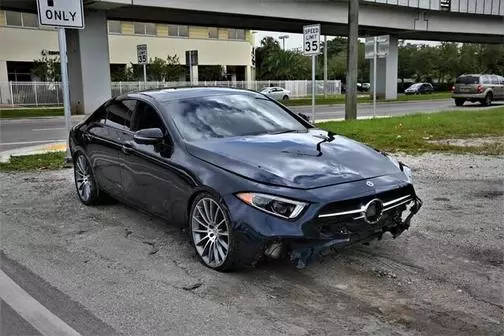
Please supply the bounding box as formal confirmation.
[1,153,503,336]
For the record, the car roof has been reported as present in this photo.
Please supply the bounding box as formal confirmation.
[118,87,261,102]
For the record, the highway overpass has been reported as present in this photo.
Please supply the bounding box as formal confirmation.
[2,0,503,112]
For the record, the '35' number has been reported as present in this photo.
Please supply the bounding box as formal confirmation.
[305,41,319,53]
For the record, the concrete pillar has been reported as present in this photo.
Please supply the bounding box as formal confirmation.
[66,10,111,114]
[370,36,398,100]
[191,65,198,84]
[0,60,10,105]
[245,65,253,82]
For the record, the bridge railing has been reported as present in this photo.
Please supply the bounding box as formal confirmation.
[0,80,342,107]
[364,0,503,15]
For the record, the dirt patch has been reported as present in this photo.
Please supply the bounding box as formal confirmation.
[427,136,504,147]
[1,153,503,336]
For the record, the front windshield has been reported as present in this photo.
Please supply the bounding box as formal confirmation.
[168,94,307,141]
[409,83,422,89]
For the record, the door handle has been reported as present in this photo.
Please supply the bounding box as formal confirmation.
[121,143,133,155]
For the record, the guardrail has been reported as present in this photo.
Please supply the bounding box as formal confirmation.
[0,80,342,107]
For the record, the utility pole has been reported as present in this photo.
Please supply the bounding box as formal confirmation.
[345,0,359,120]
[324,35,328,98]
[279,35,289,50]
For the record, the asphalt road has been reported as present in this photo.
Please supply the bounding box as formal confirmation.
[1,153,502,336]
[1,99,502,152]
[290,99,503,121]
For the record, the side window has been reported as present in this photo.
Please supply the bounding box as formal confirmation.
[499,76,504,85]
[88,106,106,124]
[132,102,164,131]
[490,75,499,84]
[105,100,135,131]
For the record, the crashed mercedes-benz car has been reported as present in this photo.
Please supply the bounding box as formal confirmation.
[69,87,422,271]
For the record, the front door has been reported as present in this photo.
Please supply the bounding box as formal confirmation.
[120,100,188,220]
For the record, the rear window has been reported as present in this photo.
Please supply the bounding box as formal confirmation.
[456,76,479,84]
[105,100,136,131]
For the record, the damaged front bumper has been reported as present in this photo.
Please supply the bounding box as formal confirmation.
[288,196,423,268]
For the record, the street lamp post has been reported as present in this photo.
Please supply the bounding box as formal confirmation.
[278,35,289,50]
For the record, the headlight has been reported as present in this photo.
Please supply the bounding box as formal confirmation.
[387,154,400,169]
[387,154,413,183]
[401,164,413,183]
[236,192,307,219]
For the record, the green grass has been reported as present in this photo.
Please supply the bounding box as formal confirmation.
[0,152,66,172]
[317,107,504,155]
[283,92,452,106]
[0,108,64,119]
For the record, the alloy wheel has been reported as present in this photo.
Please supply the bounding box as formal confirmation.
[191,197,230,268]
[75,154,93,202]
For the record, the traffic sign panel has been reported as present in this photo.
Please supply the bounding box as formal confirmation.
[303,24,321,56]
[365,35,390,59]
[37,0,84,29]
[137,44,148,64]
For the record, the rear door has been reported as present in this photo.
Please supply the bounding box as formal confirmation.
[81,105,119,194]
[100,99,135,198]
[490,75,503,99]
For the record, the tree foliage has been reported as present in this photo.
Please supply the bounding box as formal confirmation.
[255,37,311,80]
[255,36,504,85]
[32,55,60,81]
[110,55,185,81]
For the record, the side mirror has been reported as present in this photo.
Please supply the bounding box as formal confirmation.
[298,113,310,122]
[134,128,164,145]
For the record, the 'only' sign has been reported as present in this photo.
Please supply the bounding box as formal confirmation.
[37,0,85,29]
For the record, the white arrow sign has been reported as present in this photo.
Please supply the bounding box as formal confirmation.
[37,0,84,29]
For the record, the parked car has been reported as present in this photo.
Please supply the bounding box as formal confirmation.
[357,83,370,92]
[404,83,434,95]
[260,87,290,101]
[452,74,504,106]
[70,87,422,271]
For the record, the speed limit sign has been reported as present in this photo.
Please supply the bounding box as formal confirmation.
[137,44,148,64]
[303,24,321,56]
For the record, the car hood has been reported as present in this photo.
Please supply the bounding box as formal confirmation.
[186,129,401,189]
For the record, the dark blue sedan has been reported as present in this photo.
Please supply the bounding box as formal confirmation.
[69,87,422,271]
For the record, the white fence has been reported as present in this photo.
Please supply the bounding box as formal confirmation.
[0,80,341,107]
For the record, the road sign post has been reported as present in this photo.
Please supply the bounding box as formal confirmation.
[365,35,390,118]
[37,0,84,162]
[137,44,148,83]
[373,37,377,118]
[303,24,321,123]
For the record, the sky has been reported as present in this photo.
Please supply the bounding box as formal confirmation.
[252,31,440,50]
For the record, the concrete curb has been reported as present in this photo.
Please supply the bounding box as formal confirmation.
[315,115,392,123]
[0,142,67,163]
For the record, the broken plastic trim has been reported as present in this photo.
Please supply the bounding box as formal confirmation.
[289,195,423,269]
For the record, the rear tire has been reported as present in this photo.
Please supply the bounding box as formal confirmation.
[73,152,105,205]
[282,95,289,101]
[481,93,492,106]
[454,98,465,107]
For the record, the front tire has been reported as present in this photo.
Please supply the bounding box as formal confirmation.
[73,152,103,205]
[189,193,237,271]
[454,98,465,107]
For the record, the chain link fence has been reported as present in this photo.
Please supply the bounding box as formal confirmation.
[0,80,341,107]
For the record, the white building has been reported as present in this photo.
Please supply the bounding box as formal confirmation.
[0,9,255,83]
